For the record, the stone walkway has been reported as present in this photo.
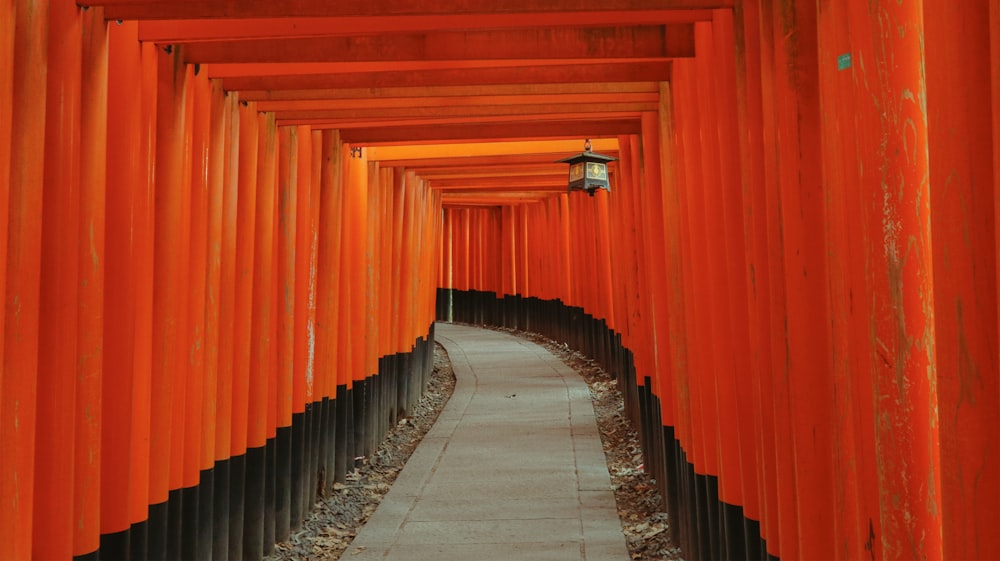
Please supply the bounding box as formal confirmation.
[346,323,630,561]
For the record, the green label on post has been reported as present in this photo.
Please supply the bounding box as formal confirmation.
[837,53,852,71]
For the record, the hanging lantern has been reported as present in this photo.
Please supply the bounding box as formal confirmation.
[556,139,616,196]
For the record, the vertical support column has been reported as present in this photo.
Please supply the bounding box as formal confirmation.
[246,111,277,561]
[0,1,47,558]
[213,89,240,561]
[768,2,836,558]
[316,130,343,486]
[163,51,195,561]
[102,19,141,559]
[816,3,868,559]
[923,0,996,558]
[76,8,107,559]
[846,2,943,557]
[655,83,690,550]
[200,77,227,561]
[34,1,81,558]
[754,2,799,556]
[275,125,298,543]
[230,99,259,561]
[129,39,159,561]
[181,66,210,561]
[290,125,314,529]
[733,1,775,554]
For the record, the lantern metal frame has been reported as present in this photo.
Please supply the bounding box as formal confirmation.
[556,139,616,196]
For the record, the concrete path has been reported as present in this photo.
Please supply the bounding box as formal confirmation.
[346,323,630,561]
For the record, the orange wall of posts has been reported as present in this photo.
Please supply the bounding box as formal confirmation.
[436,5,1000,561]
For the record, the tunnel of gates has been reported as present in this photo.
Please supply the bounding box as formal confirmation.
[438,6,1000,561]
[4,1,1000,561]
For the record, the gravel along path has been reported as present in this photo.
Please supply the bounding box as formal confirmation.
[267,330,682,561]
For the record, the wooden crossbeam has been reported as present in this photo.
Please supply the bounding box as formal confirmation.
[181,25,695,64]
[90,0,733,21]
[216,62,672,91]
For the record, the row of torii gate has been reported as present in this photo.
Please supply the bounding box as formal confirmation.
[2,1,1000,560]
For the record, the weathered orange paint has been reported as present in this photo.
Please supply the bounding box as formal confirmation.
[232,99,260,459]
[75,8,108,555]
[846,2,943,558]
[202,78,227,472]
[103,17,141,538]
[150,43,190,506]
[317,130,343,394]
[291,125,314,418]
[34,0,82,557]
[277,126,299,432]
[215,90,239,466]
[0,0,47,556]
[129,37,159,528]
[184,68,211,491]
[924,1,999,559]
[249,112,277,451]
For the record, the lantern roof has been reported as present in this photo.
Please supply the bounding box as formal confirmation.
[556,139,617,165]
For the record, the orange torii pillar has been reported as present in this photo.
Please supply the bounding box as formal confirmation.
[923,1,1000,558]
[148,44,193,561]
[732,1,782,556]
[102,18,143,560]
[179,64,212,561]
[34,1,83,559]
[1,0,47,558]
[290,124,316,532]
[246,111,278,561]
[316,130,343,489]
[214,88,241,561]
[839,2,942,558]
[229,98,259,561]
[197,76,227,560]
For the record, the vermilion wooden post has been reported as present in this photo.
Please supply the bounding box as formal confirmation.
[150,43,191,560]
[230,99,260,561]
[673,63,718,557]
[767,2,837,557]
[1,2,47,558]
[316,130,343,484]
[102,19,142,559]
[712,14,759,556]
[922,1,1000,558]
[733,1,778,551]
[200,76,227,560]
[816,4,874,559]
[655,82,690,549]
[390,171,406,355]
[246,111,277,561]
[668,76,697,555]
[169,56,195,561]
[276,125,298,542]
[694,25,742,556]
[305,129,322,504]
[345,150,368,460]
[34,0,82,557]
[754,1,797,556]
[181,66,210,561]
[76,8,107,558]
[129,39,159,561]
[0,0,10,401]
[213,89,240,561]
[845,2,943,558]
[290,124,313,528]
[994,1,1000,493]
